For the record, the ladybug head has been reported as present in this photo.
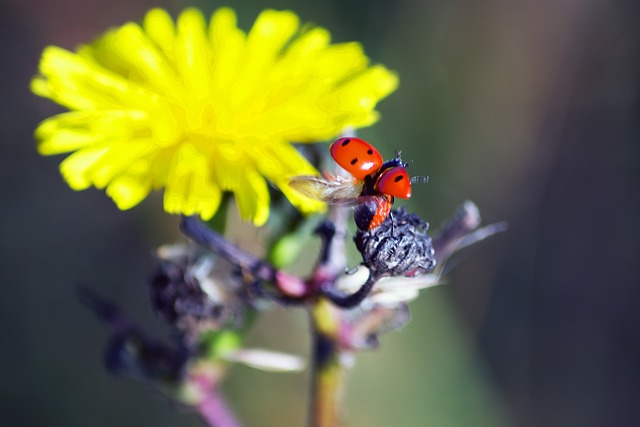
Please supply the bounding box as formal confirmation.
[380,152,408,171]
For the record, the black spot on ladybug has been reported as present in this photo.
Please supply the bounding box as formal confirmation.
[341,139,351,146]
[350,158,358,165]
[394,175,404,182]
[367,149,373,155]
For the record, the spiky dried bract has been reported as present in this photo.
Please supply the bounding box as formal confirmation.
[32,7,398,224]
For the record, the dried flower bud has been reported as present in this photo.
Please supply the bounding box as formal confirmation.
[150,245,247,336]
[354,208,436,276]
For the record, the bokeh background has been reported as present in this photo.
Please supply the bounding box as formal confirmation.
[2,0,639,426]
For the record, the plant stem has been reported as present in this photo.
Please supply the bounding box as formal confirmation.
[309,298,347,427]
[196,390,242,427]
[307,137,353,426]
[189,367,242,427]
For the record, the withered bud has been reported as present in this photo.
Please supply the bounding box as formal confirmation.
[149,245,245,335]
[354,208,436,276]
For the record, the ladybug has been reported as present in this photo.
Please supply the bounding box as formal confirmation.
[289,137,427,230]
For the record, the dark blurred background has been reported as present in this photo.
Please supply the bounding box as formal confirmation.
[2,0,639,426]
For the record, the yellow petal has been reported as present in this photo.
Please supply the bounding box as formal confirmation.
[164,174,222,220]
[249,142,326,214]
[231,10,299,107]
[209,8,245,98]
[106,171,152,210]
[59,146,109,190]
[232,166,270,226]
[88,140,156,188]
[311,42,368,80]
[335,65,399,112]
[107,23,183,103]
[35,46,171,115]
[36,110,148,155]
[143,8,176,61]
[164,143,222,220]
[285,27,331,59]
[208,144,270,225]
[35,47,119,110]
[175,9,211,104]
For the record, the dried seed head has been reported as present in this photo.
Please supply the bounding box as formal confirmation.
[354,208,436,276]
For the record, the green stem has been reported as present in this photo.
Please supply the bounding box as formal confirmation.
[308,130,354,427]
[309,298,346,427]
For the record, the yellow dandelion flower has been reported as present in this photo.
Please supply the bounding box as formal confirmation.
[32,8,398,225]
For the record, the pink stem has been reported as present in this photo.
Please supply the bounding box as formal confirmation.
[196,389,242,427]
[191,372,242,427]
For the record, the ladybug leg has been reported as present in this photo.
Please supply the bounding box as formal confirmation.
[391,211,395,234]
[388,210,395,236]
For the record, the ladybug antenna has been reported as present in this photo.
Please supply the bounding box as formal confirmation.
[395,149,403,159]
[411,175,430,184]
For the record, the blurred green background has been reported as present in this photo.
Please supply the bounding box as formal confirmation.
[2,0,639,426]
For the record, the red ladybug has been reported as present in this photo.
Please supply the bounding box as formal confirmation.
[289,137,426,230]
